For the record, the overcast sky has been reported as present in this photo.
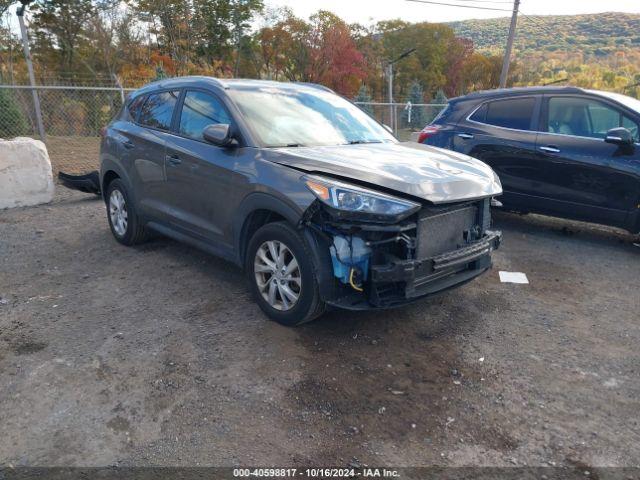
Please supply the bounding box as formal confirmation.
[266,0,640,23]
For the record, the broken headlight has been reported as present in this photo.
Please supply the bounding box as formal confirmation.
[305,176,420,223]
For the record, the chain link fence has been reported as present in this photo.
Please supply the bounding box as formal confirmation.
[354,102,447,141]
[0,85,446,175]
[0,85,134,174]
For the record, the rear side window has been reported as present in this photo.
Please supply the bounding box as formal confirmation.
[127,95,146,121]
[471,97,536,131]
[431,103,451,124]
[179,91,232,141]
[138,91,180,130]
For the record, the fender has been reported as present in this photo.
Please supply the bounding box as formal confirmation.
[99,156,136,205]
[233,191,337,300]
[233,191,308,265]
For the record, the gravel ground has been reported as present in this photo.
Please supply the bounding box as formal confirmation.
[1,188,639,471]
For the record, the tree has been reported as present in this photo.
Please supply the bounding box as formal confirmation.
[190,0,263,76]
[31,0,97,73]
[425,89,447,125]
[401,80,424,128]
[354,84,373,115]
[134,0,193,72]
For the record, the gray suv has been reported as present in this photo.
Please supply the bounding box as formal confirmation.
[100,77,502,325]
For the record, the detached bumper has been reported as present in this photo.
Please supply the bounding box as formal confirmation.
[326,231,502,310]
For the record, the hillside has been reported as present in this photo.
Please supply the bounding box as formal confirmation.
[449,12,640,56]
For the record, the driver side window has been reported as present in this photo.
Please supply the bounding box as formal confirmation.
[179,91,232,141]
[547,96,639,141]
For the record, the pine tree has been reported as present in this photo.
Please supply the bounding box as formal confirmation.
[425,89,448,125]
[154,65,168,81]
[402,80,425,128]
[354,84,374,115]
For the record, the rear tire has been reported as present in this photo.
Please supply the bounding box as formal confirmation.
[245,221,325,326]
[106,179,148,246]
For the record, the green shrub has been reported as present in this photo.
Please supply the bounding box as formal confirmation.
[0,89,30,139]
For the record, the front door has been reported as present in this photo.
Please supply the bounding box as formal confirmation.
[164,89,245,246]
[534,95,640,227]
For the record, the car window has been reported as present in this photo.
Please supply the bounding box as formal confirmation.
[469,103,487,123]
[480,97,536,131]
[547,96,639,141]
[228,87,396,147]
[179,91,232,141]
[622,116,640,142]
[138,90,180,130]
[431,103,451,124]
[469,98,535,131]
[127,95,146,121]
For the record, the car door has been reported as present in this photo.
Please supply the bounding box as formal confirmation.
[454,96,544,208]
[126,90,180,221]
[534,94,640,226]
[163,89,246,246]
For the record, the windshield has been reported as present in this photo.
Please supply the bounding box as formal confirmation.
[228,86,397,147]
[589,90,640,114]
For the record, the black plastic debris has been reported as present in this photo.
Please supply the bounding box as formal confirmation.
[58,171,101,195]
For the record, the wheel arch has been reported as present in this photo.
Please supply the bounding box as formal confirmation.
[100,157,135,204]
[234,192,304,266]
[102,170,121,202]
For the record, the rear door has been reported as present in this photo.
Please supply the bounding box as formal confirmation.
[453,96,543,208]
[128,90,180,220]
[534,94,640,226]
[163,89,242,245]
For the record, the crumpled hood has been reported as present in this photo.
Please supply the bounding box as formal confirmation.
[262,142,502,204]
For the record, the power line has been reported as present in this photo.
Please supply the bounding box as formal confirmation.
[440,0,514,3]
[404,0,513,12]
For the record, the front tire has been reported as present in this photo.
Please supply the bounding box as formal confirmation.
[246,222,325,326]
[106,179,148,246]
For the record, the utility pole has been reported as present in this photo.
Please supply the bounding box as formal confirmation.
[16,1,46,141]
[499,0,520,89]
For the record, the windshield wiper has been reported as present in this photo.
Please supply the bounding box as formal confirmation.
[265,143,306,148]
[345,140,383,145]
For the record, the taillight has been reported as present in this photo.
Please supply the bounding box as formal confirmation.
[418,125,441,143]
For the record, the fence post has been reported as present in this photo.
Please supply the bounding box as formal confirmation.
[16,5,46,142]
[112,74,125,104]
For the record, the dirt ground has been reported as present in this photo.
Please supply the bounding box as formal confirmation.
[1,188,639,472]
[45,136,101,175]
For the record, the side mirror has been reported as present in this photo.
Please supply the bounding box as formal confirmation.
[203,124,234,147]
[605,127,634,147]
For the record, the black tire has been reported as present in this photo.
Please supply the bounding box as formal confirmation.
[245,221,326,326]
[105,178,148,246]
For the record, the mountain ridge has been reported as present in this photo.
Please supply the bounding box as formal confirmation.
[449,12,640,56]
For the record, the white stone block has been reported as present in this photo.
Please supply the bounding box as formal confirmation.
[0,137,54,209]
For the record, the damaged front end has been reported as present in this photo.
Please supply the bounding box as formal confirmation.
[301,176,501,310]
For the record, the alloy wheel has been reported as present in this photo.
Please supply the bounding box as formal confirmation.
[109,189,128,237]
[254,240,301,311]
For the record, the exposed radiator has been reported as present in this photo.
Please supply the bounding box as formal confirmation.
[416,203,481,259]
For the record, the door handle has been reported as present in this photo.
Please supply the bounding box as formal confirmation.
[166,154,182,166]
[122,140,135,150]
[457,133,474,140]
[539,145,560,154]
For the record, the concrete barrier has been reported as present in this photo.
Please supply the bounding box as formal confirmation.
[0,137,54,209]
